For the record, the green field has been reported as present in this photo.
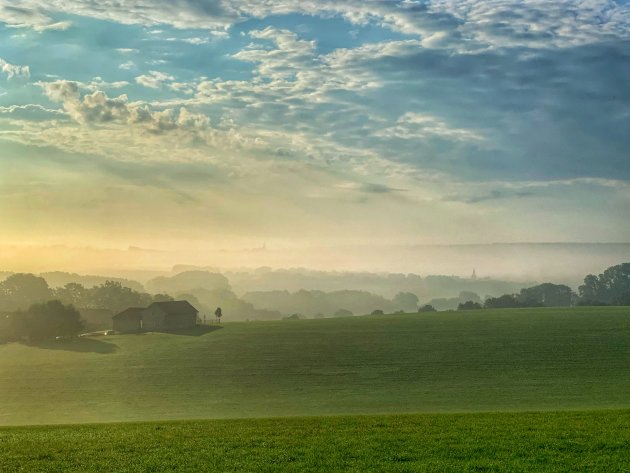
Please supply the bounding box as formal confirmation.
[2,411,630,472]
[1,307,630,426]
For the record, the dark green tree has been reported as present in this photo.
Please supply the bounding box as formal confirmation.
[579,263,630,305]
[0,274,52,311]
[519,283,574,307]
[14,300,83,340]
[418,304,436,312]
[458,301,482,310]
[485,294,519,309]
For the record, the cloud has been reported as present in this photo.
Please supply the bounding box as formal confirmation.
[232,27,318,82]
[0,103,66,120]
[37,80,80,102]
[441,177,630,205]
[135,70,175,89]
[0,58,30,79]
[428,0,630,48]
[360,183,406,194]
[444,189,536,204]
[1,1,628,50]
[80,77,129,91]
[336,182,407,194]
[36,80,209,133]
[377,112,484,142]
[2,5,629,190]
[0,5,71,31]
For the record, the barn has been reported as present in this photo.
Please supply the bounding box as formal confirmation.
[112,301,198,333]
[112,307,144,333]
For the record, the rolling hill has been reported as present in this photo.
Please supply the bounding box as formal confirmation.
[1,307,630,426]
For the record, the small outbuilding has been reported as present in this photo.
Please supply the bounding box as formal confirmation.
[112,300,198,333]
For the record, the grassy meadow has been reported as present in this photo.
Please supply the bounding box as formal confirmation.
[1,307,630,425]
[2,410,630,472]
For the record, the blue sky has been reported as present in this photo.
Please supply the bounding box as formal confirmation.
[0,1,629,262]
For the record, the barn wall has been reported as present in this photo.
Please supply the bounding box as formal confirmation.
[113,318,141,333]
[166,313,197,329]
[142,308,166,331]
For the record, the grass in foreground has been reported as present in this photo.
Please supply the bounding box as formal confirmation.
[1,307,630,425]
[2,410,630,472]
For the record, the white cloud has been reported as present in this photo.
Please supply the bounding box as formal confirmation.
[135,70,175,89]
[180,37,209,45]
[146,59,168,66]
[0,57,30,79]
[119,61,136,70]
[0,103,65,120]
[0,5,71,31]
[428,0,630,48]
[36,79,208,134]
[1,0,627,49]
[377,113,484,142]
[115,48,138,54]
[81,77,129,91]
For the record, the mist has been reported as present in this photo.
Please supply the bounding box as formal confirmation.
[1,242,628,288]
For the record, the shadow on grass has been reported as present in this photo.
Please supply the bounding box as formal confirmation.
[24,338,118,354]
[123,325,223,337]
[157,325,224,336]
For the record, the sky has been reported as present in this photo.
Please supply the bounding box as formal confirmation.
[0,1,629,271]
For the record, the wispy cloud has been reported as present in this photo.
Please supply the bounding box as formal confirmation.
[0,57,30,79]
[135,71,175,89]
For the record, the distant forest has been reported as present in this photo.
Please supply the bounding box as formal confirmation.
[1,263,629,340]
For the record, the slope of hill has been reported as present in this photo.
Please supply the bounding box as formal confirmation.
[1,307,630,426]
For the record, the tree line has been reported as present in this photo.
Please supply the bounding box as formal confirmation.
[454,263,630,311]
[0,274,174,341]
[1,262,628,339]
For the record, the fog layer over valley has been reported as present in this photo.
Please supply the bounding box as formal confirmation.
[2,257,626,324]
[2,243,629,287]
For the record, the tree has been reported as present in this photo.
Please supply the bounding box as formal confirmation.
[334,308,354,317]
[392,292,419,313]
[89,281,152,314]
[484,294,521,309]
[579,274,602,302]
[519,283,573,307]
[418,304,436,312]
[458,301,482,310]
[13,300,83,340]
[579,263,630,305]
[0,274,52,311]
[54,283,89,307]
[214,307,222,324]
[371,309,385,316]
[458,291,482,304]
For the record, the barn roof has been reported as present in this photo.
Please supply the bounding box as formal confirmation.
[149,300,198,316]
[113,307,144,320]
